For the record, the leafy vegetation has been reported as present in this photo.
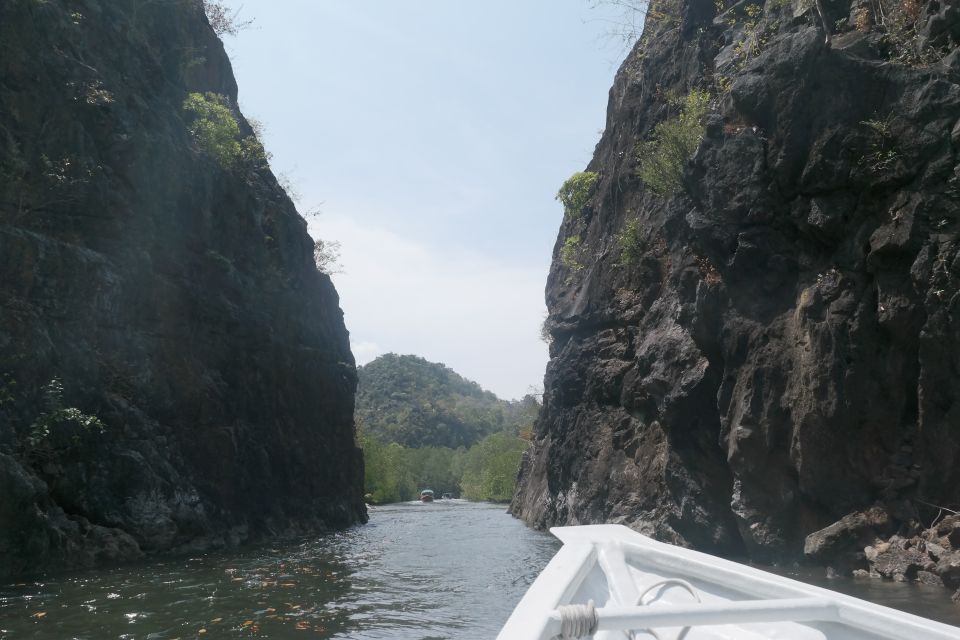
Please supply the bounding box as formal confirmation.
[589,0,647,49]
[731,4,768,62]
[361,430,528,504]
[460,432,527,502]
[356,354,537,449]
[556,171,599,219]
[313,238,343,275]
[618,217,645,266]
[1,148,102,217]
[357,354,537,503]
[182,92,266,170]
[25,379,104,453]
[860,116,901,172]
[200,0,253,37]
[360,433,463,502]
[0,371,106,465]
[637,90,710,196]
[877,0,950,65]
[560,235,584,274]
[589,0,681,49]
[539,314,553,345]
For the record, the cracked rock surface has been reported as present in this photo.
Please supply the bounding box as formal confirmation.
[512,0,960,570]
[0,0,365,578]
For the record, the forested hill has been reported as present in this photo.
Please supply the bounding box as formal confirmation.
[356,354,537,448]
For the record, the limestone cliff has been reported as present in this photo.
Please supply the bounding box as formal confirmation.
[513,0,960,570]
[0,0,365,578]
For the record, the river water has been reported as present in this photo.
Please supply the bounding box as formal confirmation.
[2,501,959,639]
[0,501,559,639]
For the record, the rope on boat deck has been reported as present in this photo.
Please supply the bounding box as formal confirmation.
[553,579,702,640]
[558,600,599,639]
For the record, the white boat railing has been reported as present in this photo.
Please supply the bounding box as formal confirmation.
[548,597,840,638]
[498,526,960,640]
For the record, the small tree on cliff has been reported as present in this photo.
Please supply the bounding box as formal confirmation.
[313,238,343,275]
[556,172,599,219]
[589,0,676,50]
[200,0,253,37]
[182,92,267,170]
[637,89,710,196]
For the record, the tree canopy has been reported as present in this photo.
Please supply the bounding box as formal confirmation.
[357,354,539,503]
[356,353,537,449]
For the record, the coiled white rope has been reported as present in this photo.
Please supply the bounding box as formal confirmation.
[557,599,599,639]
[553,579,703,639]
[627,578,702,640]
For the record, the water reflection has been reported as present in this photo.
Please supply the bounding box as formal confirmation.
[0,501,560,639]
[762,562,960,627]
[2,502,958,638]
[0,538,357,638]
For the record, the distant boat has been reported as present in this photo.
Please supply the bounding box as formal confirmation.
[419,489,434,503]
[441,493,453,500]
[498,524,960,640]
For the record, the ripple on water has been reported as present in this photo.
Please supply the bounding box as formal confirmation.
[3,502,959,638]
[0,502,559,639]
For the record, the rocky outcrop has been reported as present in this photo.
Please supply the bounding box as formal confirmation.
[0,0,365,579]
[804,505,895,570]
[806,512,960,590]
[512,0,960,565]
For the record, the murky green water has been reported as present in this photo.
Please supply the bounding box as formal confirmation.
[0,502,559,639]
[762,563,960,627]
[2,501,959,638]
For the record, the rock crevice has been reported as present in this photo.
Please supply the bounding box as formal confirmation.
[512,0,960,572]
[0,0,365,578]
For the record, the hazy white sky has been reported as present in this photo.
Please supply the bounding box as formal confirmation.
[220,1,633,399]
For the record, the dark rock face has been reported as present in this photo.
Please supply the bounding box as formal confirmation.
[512,0,960,564]
[0,0,365,579]
[806,514,960,586]
[803,506,893,571]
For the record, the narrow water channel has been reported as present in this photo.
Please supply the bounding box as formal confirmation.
[2,501,959,639]
[0,501,559,639]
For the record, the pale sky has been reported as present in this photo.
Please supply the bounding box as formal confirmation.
[219,1,634,399]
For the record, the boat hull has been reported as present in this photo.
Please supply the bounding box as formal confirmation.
[498,525,960,640]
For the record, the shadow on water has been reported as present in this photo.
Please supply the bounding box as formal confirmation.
[0,534,358,638]
[0,501,560,639]
[3,501,959,638]
[760,563,960,627]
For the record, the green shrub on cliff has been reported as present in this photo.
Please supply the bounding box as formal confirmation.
[859,117,901,172]
[556,171,599,219]
[560,234,584,274]
[26,379,104,449]
[201,0,253,37]
[182,92,266,169]
[618,217,645,266]
[313,238,343,275]
[637,89,710,195]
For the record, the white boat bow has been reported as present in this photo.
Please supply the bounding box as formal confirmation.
[498,524,960,640]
